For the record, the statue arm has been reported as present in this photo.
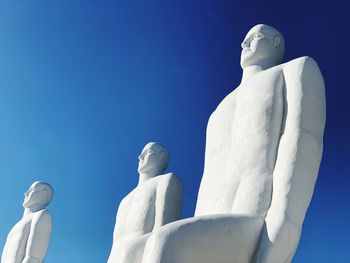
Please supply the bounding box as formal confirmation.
[153,174,183,230]
[253,57,326,263]
[143,214,263,263]
[112,199,125,242]
[22,211,52,263]
[1,240,8,263]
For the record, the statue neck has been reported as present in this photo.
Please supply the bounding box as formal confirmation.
[241,65,263,83]
[241,61,277,83]
[138,169,163,186]
[23,204,46,217]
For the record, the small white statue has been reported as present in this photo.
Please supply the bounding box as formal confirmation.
[1,181,53,263]
[107,142,183,263]
[141,24,326,263]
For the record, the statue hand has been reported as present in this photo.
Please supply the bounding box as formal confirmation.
[251,220,300,263]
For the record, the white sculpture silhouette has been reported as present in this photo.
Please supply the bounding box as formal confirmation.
[1,181,53,263]
[141,24,326,263]
[107,142,183,263]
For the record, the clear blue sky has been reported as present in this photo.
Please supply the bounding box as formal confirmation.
[0,0,348,262]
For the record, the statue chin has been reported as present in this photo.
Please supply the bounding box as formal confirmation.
[240,55,267,69]
[22,200,31,208]
[240,53,254,68]
[137,165,147,174]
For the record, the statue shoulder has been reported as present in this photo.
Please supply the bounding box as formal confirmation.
[282,56,325,93]
[281,56,326,137]
[158,173,182,189]
[211,88,238,116]
[31,210,52,233]
[283,56,323,78]
[33,210,52,222]
[120,188,135,204]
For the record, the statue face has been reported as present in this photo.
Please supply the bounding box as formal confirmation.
[240,25,282,69]
[23,182,48,208]
[137,143,165,174]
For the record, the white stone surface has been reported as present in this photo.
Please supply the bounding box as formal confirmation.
[1,181,53,263]
[107,142,183,263]
[141,24,326,263]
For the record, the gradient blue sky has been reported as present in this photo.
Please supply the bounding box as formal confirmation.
[0,0,349,262]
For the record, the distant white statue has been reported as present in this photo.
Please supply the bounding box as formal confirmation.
[1,181,53,263]
[107,142,183,263]
[141,24,326,263]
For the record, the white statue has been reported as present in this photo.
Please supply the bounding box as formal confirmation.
[1,181,53,263]
[107,142,183,263]
[141,24,326,263]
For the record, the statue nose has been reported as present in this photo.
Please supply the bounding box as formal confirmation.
[241,40,250,49]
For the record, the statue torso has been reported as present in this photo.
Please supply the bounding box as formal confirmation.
[2,213,38,263]
[114,174,170,240]
[195,66,285,218]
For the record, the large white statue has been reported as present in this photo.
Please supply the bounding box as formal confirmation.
[107,142,183,263]
[141,24,326,263]
[1,181,53,263]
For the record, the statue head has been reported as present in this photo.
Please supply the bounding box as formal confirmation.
[138,142,169,175]
[240,24,285,69]
[23,181,54,210]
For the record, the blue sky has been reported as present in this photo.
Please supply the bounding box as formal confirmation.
[0,0,349,262]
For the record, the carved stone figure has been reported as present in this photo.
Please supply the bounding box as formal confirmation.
[1,181,53,263]
[141,24,326,263]
[107,142,183,263]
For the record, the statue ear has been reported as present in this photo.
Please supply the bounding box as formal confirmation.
[41,189,47,197]
[273,36,281,47]
[159,151,168,170]
[159,151,166,160]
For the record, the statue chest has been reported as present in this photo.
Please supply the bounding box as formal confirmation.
[122,182,157,211]
[7,217,32,241]
[197,70,284,216]
[4,217,33,260]
[117,182,157,235]
[207,70,284,166]
[233,71,284,141]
